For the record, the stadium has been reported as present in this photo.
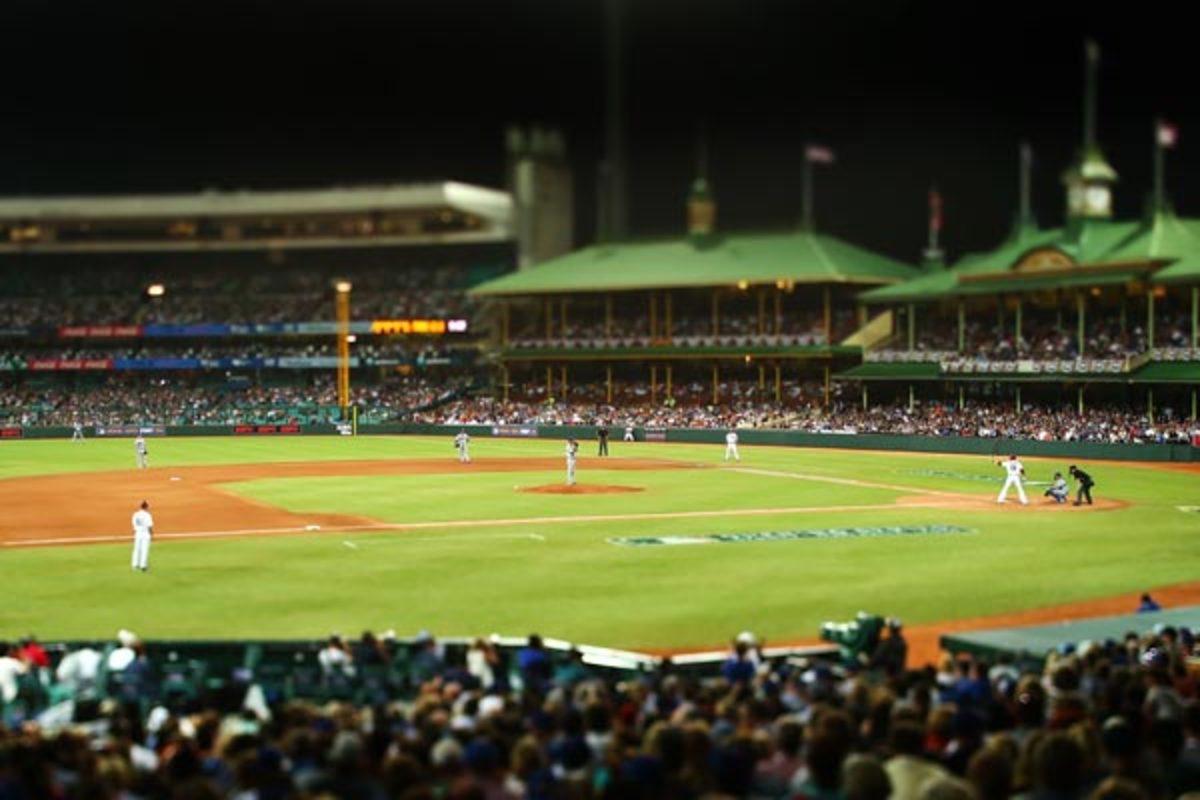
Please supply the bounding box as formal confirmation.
[1,6,1199,800]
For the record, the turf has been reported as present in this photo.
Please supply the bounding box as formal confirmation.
[1,436,1197,650]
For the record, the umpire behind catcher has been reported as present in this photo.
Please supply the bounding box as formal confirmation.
[1068,464,1095,506]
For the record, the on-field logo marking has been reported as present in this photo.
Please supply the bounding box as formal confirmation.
[609,524,974,547]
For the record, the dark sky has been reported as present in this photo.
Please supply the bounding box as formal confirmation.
[3,0,1197,263]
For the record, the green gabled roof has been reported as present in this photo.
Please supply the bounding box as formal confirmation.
[1146,216,1200,285]
[861,214,1200,305]
[470,230,917,296]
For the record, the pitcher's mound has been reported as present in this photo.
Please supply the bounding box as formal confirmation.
[520,484,645,495]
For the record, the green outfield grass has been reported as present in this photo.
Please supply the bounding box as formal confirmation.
[1,435,1197,649]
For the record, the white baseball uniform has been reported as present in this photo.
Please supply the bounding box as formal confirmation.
[724,430,740,462]
[454,431,471,463]
[623,425,635,442]
[72,421,84,442]
[565,440,578,485]
[131,505,154,571]
[997,457,1028,505]
[134,435,148,469]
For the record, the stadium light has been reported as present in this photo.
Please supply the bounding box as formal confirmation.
[146,283,166,297]
[335,280,352,294]
[346,334,357,343]
[736,280,749,290]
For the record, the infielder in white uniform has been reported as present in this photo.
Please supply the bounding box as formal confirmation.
[72,420,84,442]
[996,454,1028,505]
[134,434,148,469]
[454,430,471,463]
[131,500,154,571]
[565,438,579,485]
[724,430,740,462]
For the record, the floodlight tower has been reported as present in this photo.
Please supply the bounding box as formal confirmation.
[335,281,352,414]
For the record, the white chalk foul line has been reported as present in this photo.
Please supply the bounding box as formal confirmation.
[1,501,961,549]
[726,466,980,500]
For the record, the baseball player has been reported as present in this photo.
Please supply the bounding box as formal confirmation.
[623,423,635,442]
[996,454,1028,505]
[1069,465,1095,506]
[724,430,740,462]
[131,500,154,572]
[134,434,149,469]
[597,425,609,456]
[72,419,84,442]
[454,429,471,463]
[1044,472,1069,504]
[565,438,579,486]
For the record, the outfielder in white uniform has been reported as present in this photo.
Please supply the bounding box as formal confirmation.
[565,438,579,485]
[997,454,1028,505]
[724,430,740,462]
[72,420,84,442]
[134,434,148,469]
[131,500,154,571]
[454,430,471,463]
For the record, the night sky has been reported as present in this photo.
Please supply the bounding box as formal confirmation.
[3,0,1197,263]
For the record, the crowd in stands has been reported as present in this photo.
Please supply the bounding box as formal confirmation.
[0,374,476,427]
[876,314,1174,362]
[0,340,468,366]
[510,310,859,351]
[2,611,1198,799]
[0,262,483,328]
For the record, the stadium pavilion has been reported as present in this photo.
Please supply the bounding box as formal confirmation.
[849,47,1200,423]
[470,166,919,409]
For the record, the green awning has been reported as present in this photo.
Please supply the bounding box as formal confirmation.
[1129,362,1200,382]
[953,270,1141,295]
[835,363,941,380]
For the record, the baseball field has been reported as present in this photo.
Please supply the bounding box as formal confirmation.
[1,434,1197,663]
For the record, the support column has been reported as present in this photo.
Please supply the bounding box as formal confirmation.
[1076,292,1086,356]
[649,292,657,340]
[1193,286,1198,349]
[823,364,831,408]
[1147,289,1156,350]
[560,297,568,341]
[907,303,916,351]
[1078,385,1084,415]
[666,365,673,397]
[560,365,568,400]
[712,290,720,337]
[997,298,1004,337]
[712,365,720,405]
[957,301,965,353]
[862,383,868,412]
[1192,388,1197,422]
[606,365,613,404]
[650,365,658,405]
[665,291,673,343]
[757,289,766,336]
[1015,300,1023,351]
[908,384,915,412]
[501,299,510,346]
[758,364,766,391]
[545,366,553,399]
[823,286,832,345]
[544,298,554,339]
[774,290,782,335]
[605,293,613,342]
[958,384,964,411]
[1016,385,1022,414]
[502,365,510,403]
[774,364,782,403]
[1120,296,1127,336]
[1148,388,1155,424]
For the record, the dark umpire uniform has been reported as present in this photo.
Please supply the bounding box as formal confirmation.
[1069,465,1095,505]
[597,426,609,456]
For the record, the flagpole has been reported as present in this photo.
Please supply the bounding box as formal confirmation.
[1154,117,1165,214]
[802,146,813,230]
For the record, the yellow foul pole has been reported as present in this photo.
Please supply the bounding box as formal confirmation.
[335,281,352,412]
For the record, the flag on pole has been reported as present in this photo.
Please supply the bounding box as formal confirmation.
[929,188,943,233]
[805,144,835,164]
[1158,120,1179,148]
